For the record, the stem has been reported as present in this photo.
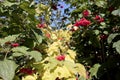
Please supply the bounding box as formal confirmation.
[101,40,105,62]
[4,51,9,60]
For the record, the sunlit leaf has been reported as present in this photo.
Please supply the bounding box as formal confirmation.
[113,40,120,54]
[35,3,49,14]
[32,29,43,44]
[2,0,19,7]
[64,61,77,74]
[12,52,23,57]
[28,51,42,62]
[95,0,107,8]
[107,33,119,44]
[0,60,18,80]
[12,46,29,54]
[89,64,101,78]
[20,1,35,14]
[0,34,20,46]
[112,8,120,16]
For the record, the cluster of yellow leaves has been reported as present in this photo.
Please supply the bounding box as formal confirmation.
[39,27,87,80]
[22,74,38,80]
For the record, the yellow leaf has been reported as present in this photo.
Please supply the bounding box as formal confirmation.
[75,63,87,78]
[22,74,37,80]
[54,65,72,78]
[65,54,75,63]
[51,33,57,40]
[67,49,76,60]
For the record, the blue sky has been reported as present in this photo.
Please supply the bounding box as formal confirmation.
[34,0,75,28]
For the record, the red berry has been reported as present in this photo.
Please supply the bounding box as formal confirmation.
[100,34,108,40]
[94,15,104,23]
[56,55,65,61]
[82,10,90,17]
[45,33,51,38]
[19,68,35,75]
[11,43,19,47]
[76,78,78,80]
[37,23,45,28]
[58,37,63,40]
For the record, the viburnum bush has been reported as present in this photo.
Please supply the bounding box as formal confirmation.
[0,0,120,80]
[68,0,120,80]
[0,0,86,80]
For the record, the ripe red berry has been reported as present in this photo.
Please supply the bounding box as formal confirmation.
[19,68,35,75]
[56,55,65,61]
[11,43,19,47]
[37,23,45,28]
[82,10,90,17]
[45,33,51,38]
[100,34,108,40]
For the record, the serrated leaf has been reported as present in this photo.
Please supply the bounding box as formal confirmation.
[78,76,86,80]
[20,1,35,14]
[112,8,120,16]
[113,40,120,54]
[48,58,58,71]
[0,60,18,80]
[75,63,87,78]
[94,30,100,35]
[54,65,72,78]
[28,51,42,62]
[35,3,49,14]
[64,61,77,74]
[33,62,43,73]
[95,0,107,7]
[107,33,119,44]
[12,52,23,57]
[100,22,106,26]
[12,46,29,54]
[32,29,43,44]
[89,64,101,78]
[0,34,19,46]
[2,0,19,7]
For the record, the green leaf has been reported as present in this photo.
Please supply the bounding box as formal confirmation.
[20,1,35,14]
[12,52,23,57]
[78,76,86,80]
[28,51,42,62]
[89,64,101,78]
[32,29,43,44]
[32,62,43,74]
[0,34,20,46]
[64,61,77,74]
[95,0,107,8]
[35,3,49,14]
[107,33,119,44]
[94,30,100,35]
[23,38,34,48]
[49,58,59,71]
[112,8,120,16]
[12,46,29,54]
[113,40,120,54]
[2,0,19,7]
[0,60,18,80]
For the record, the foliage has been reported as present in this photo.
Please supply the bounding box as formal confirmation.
[0,0,120,80]
[68,0,120,80]
[0,0,86,80]
[0,60,18,80]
